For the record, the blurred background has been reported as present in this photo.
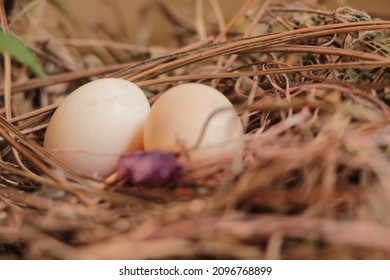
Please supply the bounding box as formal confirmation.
[1,0,386,83]
[6,0,389,109]
[27,0,390,48]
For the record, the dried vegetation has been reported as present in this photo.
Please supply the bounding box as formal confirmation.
[0,0,390,259]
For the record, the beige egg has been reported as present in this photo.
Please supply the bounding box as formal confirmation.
[143,83,244,162]
[44,78,150,178]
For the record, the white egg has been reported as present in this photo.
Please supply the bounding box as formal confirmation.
[44,78,150,178]
[143,83,244,162]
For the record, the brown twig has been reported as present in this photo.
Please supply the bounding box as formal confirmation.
[119,21,390,81]
[0,0,12,120]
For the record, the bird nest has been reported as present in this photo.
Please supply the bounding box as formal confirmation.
[1,0,390,259]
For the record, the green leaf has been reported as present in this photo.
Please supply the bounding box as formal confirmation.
[0,31,47,78]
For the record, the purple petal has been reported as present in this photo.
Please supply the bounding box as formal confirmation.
[116,150,182,184]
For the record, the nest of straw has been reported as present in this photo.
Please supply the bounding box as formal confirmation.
[1,0,390,259]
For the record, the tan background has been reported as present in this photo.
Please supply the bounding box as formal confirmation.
[40,0,390,48]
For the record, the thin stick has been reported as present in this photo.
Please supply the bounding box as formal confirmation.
[3,37,217,94]
[123,22,390,82]
[239,44,384,61]
[8,0,43,28]
[0,123,91,205]
[269,7,334,17]
[10,103,59,123]
[246,0,272,37]
[0,1,36,178]
[0,113,96,205]
[213,0,255,43]
[0,0,12,120]
[60,37,174,53]
[0,62,134,95]
[207,0,225,35]
[212,0,272,87]
[136,60,390,87]
[195,0,207,41]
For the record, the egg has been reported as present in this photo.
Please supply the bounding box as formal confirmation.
[143,83,244,162]
[44,78,150,178]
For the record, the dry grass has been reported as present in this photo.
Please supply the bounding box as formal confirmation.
[0,0,390,259]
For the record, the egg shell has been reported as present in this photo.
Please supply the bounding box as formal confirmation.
[143,83,244,162]
[44,78,150,178]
